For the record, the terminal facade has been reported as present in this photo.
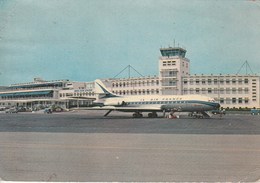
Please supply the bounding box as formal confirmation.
[0,47,259,109]
[0,78,95,109]
[103,47,260,109]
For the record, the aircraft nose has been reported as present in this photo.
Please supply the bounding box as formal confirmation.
[215,103,220,109]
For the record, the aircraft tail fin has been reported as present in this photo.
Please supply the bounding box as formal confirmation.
[95,79,118,98]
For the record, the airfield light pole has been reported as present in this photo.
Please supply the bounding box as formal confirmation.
[218,74,220,104]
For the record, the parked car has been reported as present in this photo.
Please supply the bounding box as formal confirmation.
[52,106,63,112]
[251,109,260,115]
[5,107,18,113]
[0,107,7,113]
[44,108,52,114]
[0,107,6,111]
[17,107,27,112]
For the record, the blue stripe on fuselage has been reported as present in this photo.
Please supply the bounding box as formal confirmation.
[188,100,220,108]
[122,100,219,108]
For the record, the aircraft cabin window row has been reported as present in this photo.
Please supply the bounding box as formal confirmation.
[125,101,188,105]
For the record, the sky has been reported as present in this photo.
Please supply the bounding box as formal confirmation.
[0,0,260,85]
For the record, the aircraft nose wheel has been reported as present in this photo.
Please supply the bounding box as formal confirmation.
[148,112,158,118]
[133,112,143,118]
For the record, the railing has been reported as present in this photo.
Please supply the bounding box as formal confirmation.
[0,86,62,91]
[161,74,177,77]
[0,97,55,100]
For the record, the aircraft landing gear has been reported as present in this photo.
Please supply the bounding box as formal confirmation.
[148,112,158,118]
[133,112,143,118]
[191,112,205,119]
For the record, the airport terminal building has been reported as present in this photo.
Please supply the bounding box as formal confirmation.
[0,46,259,109]
[0,78,95,109]
[103,47,260,109]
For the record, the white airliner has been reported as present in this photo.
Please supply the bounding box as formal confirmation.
[92,79,220,118]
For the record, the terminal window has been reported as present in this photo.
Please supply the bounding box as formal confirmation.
[220,88,224,94]
[190,89,194,94]
[226,98,231,104]
[226,88,231,94]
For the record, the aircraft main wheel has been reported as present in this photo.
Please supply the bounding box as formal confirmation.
[133,113,143,118]
[153,113,158,117]
[138,113,143,118]
[148,113,153,118]
[148,112,158,118]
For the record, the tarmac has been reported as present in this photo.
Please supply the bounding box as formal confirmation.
[0,110,259,182]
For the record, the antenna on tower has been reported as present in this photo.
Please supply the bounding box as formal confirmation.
[113,65,144,79]
[236,60,254,75]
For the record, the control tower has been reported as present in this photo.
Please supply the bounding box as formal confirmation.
[159,47,190,95]
[160,47,186,58]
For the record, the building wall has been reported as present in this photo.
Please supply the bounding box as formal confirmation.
[59,81,95,99]
[0,79,95,108]
[0,47,259,109]
[59,81,95,107]
[183,75,260,108]
[104,74,260,109]
[106,77,160,96]
[159,56,190,95]
[103,47,260,109]
[159,47,190,95]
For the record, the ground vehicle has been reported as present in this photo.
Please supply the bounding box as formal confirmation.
[211,109,226,115]
[44,108,52,114]
[5,107,18,113]
[17,107,27,112]
[0,107,6,111]
[251,109,260,115]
